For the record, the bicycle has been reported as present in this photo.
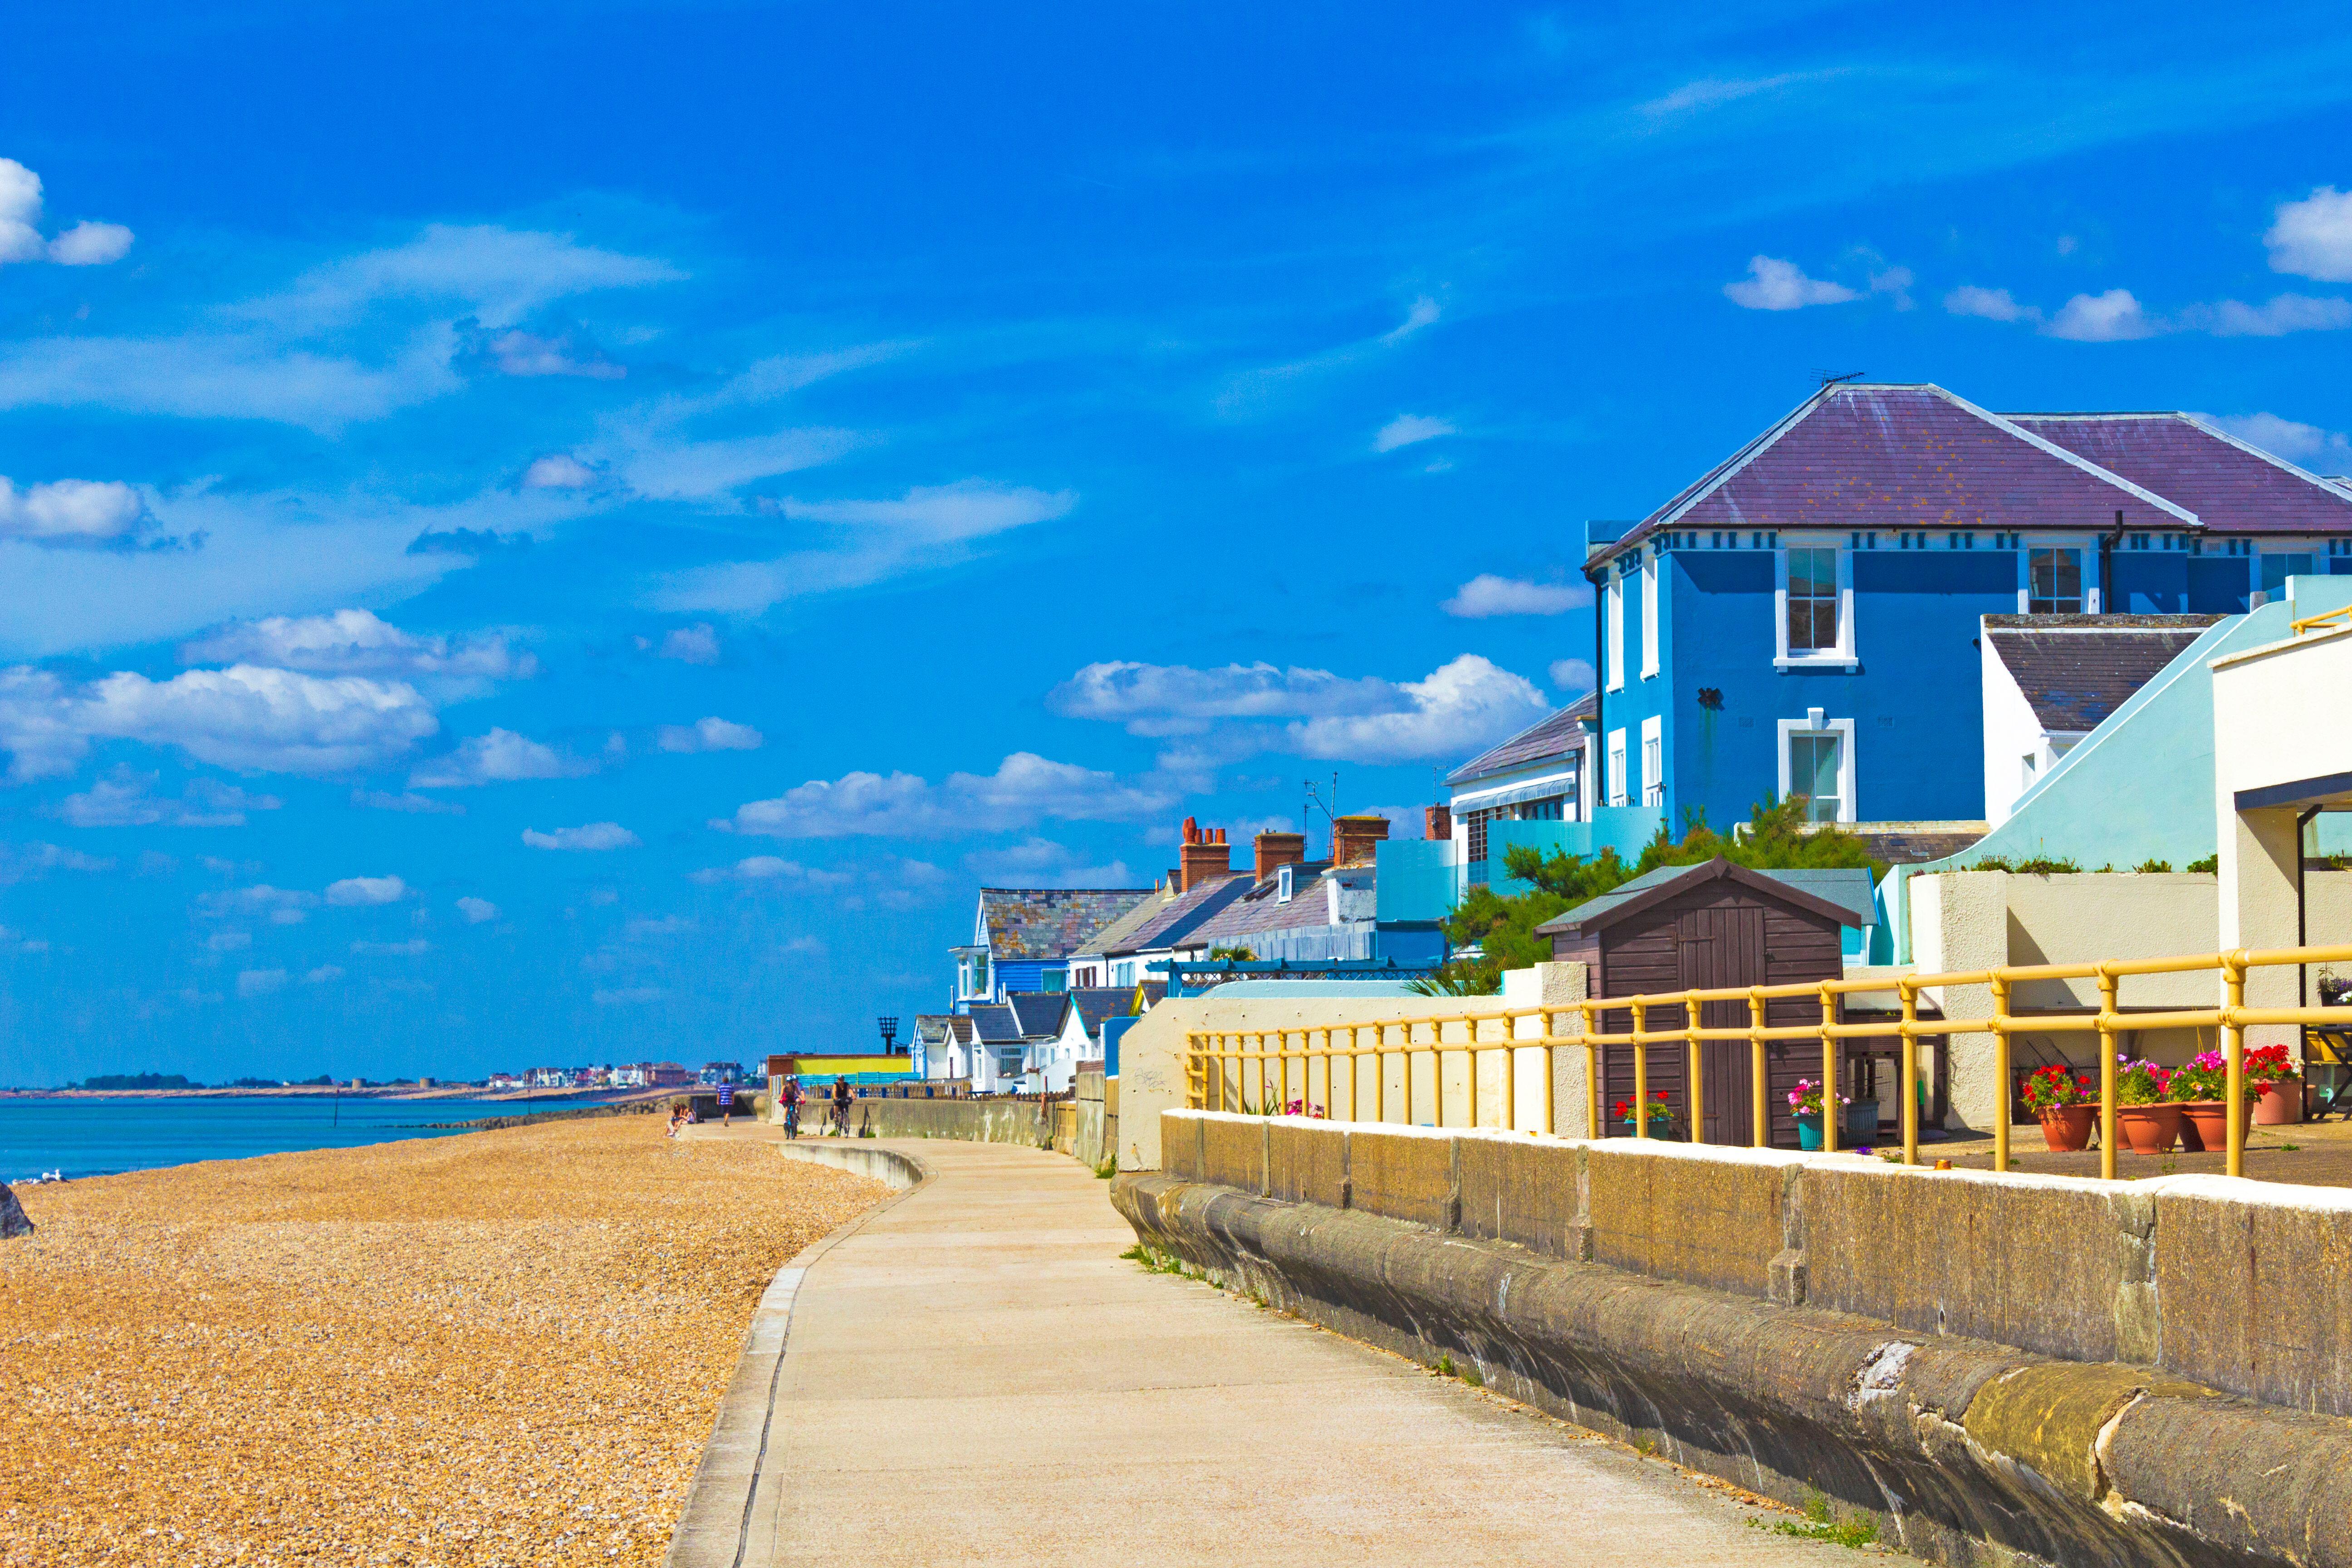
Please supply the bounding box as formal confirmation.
[783,1098,801,1140]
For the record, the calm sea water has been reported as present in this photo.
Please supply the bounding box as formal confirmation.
[0,1095,589,1184]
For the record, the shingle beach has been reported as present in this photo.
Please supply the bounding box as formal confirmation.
[0,1116,885,1567]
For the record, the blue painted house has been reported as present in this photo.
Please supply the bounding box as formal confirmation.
[1587,383,2352,834]
[950,886,1153,1012]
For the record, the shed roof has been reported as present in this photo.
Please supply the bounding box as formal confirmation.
[1535,858,1866,936]
[1982,614,2224,733]
[2007,414,2352,537]
[977,887,1154,960]
[1446,691,1597,787]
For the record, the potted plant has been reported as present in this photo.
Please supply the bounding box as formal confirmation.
[1788,1079,1847,1151]
[1844,1094,1881,1143]
[2168,1049,2258,1152]
[2247,1044,2304,1125]
[1615,1089,1680,1139]
[2020,1063,2096,1152]
[2114,1056,2181,1154]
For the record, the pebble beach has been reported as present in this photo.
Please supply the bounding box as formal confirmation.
[0,1116,887,1567]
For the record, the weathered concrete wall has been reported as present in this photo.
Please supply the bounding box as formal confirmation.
[1117,1142,2352,1568]
[813,1097,1059,1148]
[1160,1111,2352,1418]
[774,1142,924,1190]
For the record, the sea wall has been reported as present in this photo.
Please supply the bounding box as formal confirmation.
[792,1096,1060,1149]
[1116,1112,2352,1568]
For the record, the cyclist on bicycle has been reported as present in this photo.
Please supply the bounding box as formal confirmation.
[782,1074,804,1140]
[831,1074,852,1136]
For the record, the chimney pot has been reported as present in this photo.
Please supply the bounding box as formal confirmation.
[1253,829,1308,881]
[1330,813,1392,867]
[1178,828,1234,892]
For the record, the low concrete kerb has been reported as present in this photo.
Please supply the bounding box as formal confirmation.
[662,1143,935,1568]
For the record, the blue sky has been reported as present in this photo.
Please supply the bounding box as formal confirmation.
[7,2,2352,1084]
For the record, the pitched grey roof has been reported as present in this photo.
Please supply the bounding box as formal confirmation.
[968,1004,1022,1043]
[1106,873,1252,955]
[1069,889,1172,959]
[1006,992,1068,1039]
[1535,858,1867,935]
[2009,413,2352,537]
[911,1014,952,1044]
[1068,986,1134,1039]
[978,887,1154,960]
[1187,863,1359,944]
[1982,615,2223,733]
[1446,692,1597,787]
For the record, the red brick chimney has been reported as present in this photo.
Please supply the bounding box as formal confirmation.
[1178,821,1232,892]
[1424,804,1452,841]
[1330,813,1391,867]
[1253,830,1308,881]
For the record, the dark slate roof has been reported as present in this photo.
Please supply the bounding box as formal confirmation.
[1982,615,2224,733]
[1446,691,1597,786]
[2008,414,2352,537]
[1006,992,1069,1039]
[1602,384,2192,564]
[1069,987,1133,1038]
[946,1015,976,1044]
[1843,824,1989,866]
[1535,858,1864,936]
[1187,863,1358,943]
[978,887,1153,960]
[968,1004,1021,1043]
[1106,873,1252,955]
[911,1014,952,1044]
[1069,889,1171,959]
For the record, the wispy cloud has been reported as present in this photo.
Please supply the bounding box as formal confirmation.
[1216,295,1445,418]
[2197,412,2352,467]
[1723,256,1858,311]
[1373,414,1455,452]
[1441,574,1591,617]
[522,821,640,850]
[715,752,1175,839]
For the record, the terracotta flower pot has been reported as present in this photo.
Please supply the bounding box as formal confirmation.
[2038,1104,2095,1152]
[2253,1082,2303,1125]
[2177,1099,2255,1152]
[2117,1102,2183,1155]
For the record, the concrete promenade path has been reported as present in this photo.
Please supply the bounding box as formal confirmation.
[715,1134,1831,1567]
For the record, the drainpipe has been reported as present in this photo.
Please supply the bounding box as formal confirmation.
[2099,508,2126,613]
[1588,555,1607,821]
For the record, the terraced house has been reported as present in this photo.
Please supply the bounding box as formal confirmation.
[948,885,1152,1011]
[1587,381,2352,835]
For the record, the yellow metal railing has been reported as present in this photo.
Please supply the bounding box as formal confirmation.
[2290,602,2352,636]
[1184,943,2352,1179]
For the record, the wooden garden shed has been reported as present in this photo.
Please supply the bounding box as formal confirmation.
[1536,857,1916,1147]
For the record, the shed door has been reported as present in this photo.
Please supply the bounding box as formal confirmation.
[1676,905,1765,1145]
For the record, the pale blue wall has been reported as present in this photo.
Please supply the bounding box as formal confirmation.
[1489,808,1666,894]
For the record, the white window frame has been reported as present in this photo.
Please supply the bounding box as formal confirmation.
[1639,552,1660,679]
[1604,578,1624,691]
[1606,728,1627,807]
[1776,715,1857,823]
[1639,715,1663,806]
[1773,539,1856,670]
[2015,536,2101,614]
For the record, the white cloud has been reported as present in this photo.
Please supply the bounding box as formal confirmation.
[351,937,431,956]
[236,968,289,999]
[593,985,666,1006]
[304,964,344,984]
[716,752,1175,839]
[658,623,720,664]
[2199,412,2352,466]
[521,454,599,490]
[1868,265,1915,309]
[1723,256,1859,310]
[688,854,854,888]
[1548,657,1597,692]
[58,770,282,828]
[0,477,149,547]
[325,874,406,906]
[353,788,466,815]
[2197,294,2352,337]
[1048,661,1404,736]
[2043,289,2156,342]
[1374,415,1455,454]
[409,728,588,788]
[1944,285,2040,323]
[1381,295,1442,343]
[1217,297,1446,420]
[523,821,640,851]
[0,159,133,269]
[246,224,684,331]
[657,715,762,753]
[456,896,498,923]
[650,480,1077,613]
[1441,574,1592,617]
[1288,655,1551,764]
[962,838,1137,888]
[474,327,622,380]
[10,665,440,779]
[206,931,251,953]
[197,884,318,925]
[182,609,535,687]
[0,840,114,883]
[2267,187,2352,282]
[0,330,461,431]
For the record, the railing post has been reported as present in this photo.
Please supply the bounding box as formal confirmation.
[1686,991,1705,1145]
[1749,987,1767,1148]
[1544,1007,1558,1138]
[1503,1013,1518,1132]
[1467,1017,1481,1130]
[1582,1002,1600,1139]
[1374,1023,1386,1124]
[1990,975,2010,1173]
[1898,981,1920,1166]
[2097,970,2118,1182]
[1632,1000,1649,1140]
[2225,953,2248,1179]
[1819,981,1838,1154]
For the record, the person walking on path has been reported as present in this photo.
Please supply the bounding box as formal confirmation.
[830,1075,851,1137]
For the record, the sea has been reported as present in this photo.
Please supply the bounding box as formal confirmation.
[0,1095,592,1184]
